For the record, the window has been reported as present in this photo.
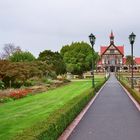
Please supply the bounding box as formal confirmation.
[110,49,114,54]
[110,59,115,65]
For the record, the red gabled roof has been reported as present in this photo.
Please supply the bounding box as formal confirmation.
[117,46,124,55]
[100,46,107,55]
[135,58,140,64]
[100,46,124,55]
[122,57,140,65]
[123,58,126,64]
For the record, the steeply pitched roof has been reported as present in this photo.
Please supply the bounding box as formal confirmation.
[123,57,140,65]
[100,46,107,55]
[135,58,140,64]
[123,58,126,64]
[117,46,124,55]
[100,45,124,55]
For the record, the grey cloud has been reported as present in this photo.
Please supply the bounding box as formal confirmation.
[0,0,139,57]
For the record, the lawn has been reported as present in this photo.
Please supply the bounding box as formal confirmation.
[117,73,140,104]
[0,78,104,140]
[71,74,105,82]
[95,74,106,78]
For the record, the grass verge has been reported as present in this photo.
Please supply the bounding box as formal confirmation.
[117,77,140,104]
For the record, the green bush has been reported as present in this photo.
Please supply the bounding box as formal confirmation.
[12,80,23,88]
[119,79,140,104]
[0,80,5,89]
[63,79,71,83]
[24,80,35,87]
[41,77,52,84]
[0,97,14,103]
[13,80,106,140]
[48,71,57,79]
[94,75,108,92]
[95,81,105,92]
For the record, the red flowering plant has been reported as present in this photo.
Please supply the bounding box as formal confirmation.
[9,89,32,100]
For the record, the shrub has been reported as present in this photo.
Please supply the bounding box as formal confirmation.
[94,75,108,93]
[48,71,57,79]
[13,80,106,140]
[24,80,35,87]
[12,80,23,88]
[119,79,140,104]
[0,97,14,103]
[9,89,32,100]
[9,51,36,62]
[41,77,52,84]
[0,80,5,89]
[63,79,71,83]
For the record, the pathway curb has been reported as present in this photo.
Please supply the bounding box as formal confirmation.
[118,80,140,111]
[58,80,108,140]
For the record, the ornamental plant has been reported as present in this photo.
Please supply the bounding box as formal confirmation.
[9,89,32,100]
[0,80,5,89]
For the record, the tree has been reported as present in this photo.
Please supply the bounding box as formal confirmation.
[0,60,40,88]
[126,55,135,72]
[60,42,99,75]
[94,52,101,72]
[0,60,53,88]
[38,50,66,75]
[0,43,21,59]
[9,51,36,62]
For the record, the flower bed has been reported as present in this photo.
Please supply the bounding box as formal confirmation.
[0,79,70,103]
[9,89,32,100]
[0,89,32,103]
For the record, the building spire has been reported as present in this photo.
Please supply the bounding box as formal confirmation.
[110,30,114,44]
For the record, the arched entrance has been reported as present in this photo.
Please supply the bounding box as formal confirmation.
[110,66,115,72]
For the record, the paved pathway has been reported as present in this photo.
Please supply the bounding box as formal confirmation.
[68,74,140,140]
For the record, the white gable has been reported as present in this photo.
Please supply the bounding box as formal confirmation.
[103,45,121,55]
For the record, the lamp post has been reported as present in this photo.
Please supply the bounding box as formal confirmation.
[89,33,96,88]
[129,32,136,89]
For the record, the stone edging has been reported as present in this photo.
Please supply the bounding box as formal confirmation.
[58,80,108,140]
[118,81,140,111]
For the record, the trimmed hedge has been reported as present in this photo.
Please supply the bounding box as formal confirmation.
[118,78,140,104]
[13,80,106,140]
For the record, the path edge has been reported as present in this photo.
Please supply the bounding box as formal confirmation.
[58,80,108,140]
[118,80,140,111]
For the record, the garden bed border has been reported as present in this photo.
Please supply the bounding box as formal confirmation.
[118,80,140,111]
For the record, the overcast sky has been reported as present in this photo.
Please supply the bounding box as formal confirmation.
[0,0,139,57]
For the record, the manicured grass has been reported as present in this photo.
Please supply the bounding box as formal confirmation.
[119,79,140,104]
[119,72,140,77]
[0,79,103,140]
[95,74,105,79]
[116,74,140,104]
[72,74,105,81]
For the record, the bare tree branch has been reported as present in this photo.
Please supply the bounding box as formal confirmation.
[0,43,21,59]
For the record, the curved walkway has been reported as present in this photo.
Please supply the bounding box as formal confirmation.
[68,74,140,140]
